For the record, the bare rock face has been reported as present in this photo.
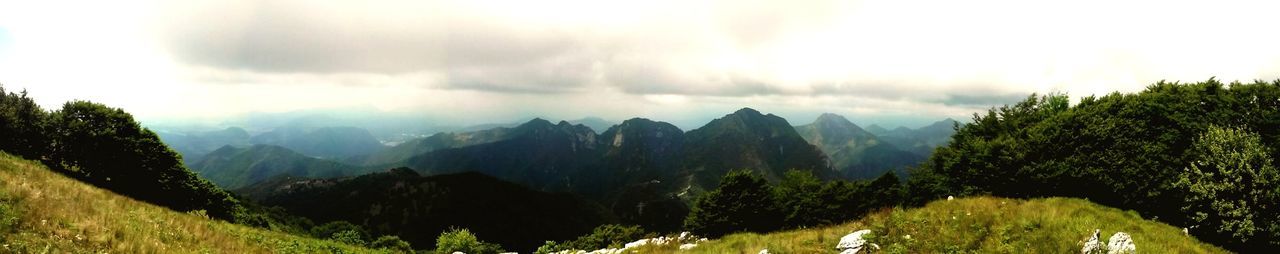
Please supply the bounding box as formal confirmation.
[1106,232,1136,254]
[1082,229,1104,254]
[837,229,873,253]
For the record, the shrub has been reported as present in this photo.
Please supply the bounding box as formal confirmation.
[684,169,783,237]
[371,235,414,253]
[435,228,504,254]
[544,224,650,251]
[311,221,369,242]
[329,229,367,246]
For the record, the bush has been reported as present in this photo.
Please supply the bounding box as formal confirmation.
[435,228,504,254]
[1175,126,1280,247]
[329,230,367,246]
[541,224,650,251]
[312,221,369,243]
[371,235,414,253]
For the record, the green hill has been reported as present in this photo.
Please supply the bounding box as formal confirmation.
[190,144,364,189]
[795,113,924,179]
[634,196,1225,253]
[0,152,380,253]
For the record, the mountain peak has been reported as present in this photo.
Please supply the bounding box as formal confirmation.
[814,113,853,125]
[733,107,762,116]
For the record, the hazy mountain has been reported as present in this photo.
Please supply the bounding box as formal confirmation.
[190,144,361,189]
[873,118,959,156]
[357,125,521,167]
[155,127,251,164]
[250,126,387,160]
[568,117,617,134]
[237,168,615,253]
[403,119,604,192]
[795,113,923,179]
[680,108,832,193]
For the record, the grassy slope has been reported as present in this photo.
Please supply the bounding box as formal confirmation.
[0,153,383,253]
[637,196,1227,253]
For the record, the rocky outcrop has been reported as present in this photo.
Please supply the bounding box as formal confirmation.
[1082,229,1104,254]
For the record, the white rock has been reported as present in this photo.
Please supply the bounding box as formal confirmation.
[758,249,770,254]
[679,243,698,250]
[679,232,692,241]
[452,252,466,254]
[837,229,872,251]
[624,238,650,249]
[1081,229,1103,254]
[1107,232,1136,254]
[948,195,955,201]
[839,249,860,254]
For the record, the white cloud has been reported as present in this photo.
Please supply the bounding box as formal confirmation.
[1,0,1278,128]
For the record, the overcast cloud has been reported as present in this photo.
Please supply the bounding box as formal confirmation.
[1,0,1278,128]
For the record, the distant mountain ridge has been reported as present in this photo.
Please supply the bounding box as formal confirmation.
[866,118,958,157]
[190,144,363,189]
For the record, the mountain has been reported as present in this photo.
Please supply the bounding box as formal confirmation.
[568,117,617,134]
[237,168,615,253]
[402,118,604,193]
[250,126,387,160]
[0,152,378,253]
[358,125,521,166]
[680,108,832,193]
[871,118,958,156]
[155,127,251,164]
[593,118,689,232]
[795,113,924,179]
[189,144,362,189]
[629,197,1226,253]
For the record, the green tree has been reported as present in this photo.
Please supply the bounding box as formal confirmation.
[684,169,783,237]
[435,228,504,254]
[371,235,414,253]
[1175,126,1280,247]
[311,220,368,241]
[45,101,241,220]
[0,85,49,160]
[774,169,826,227]
[866,171,903,209]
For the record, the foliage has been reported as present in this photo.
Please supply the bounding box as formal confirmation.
[1175,126,1280,247]
[538,224,651,251]
[683,169,783,237]
[311,221,369,242]
[371,235,415,253]
[434,228,504,254]
[0,85,48,160]
[908,79,1280,251]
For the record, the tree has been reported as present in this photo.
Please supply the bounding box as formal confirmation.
[45,101,242,219]
[435,228,504,254]
[683,169,783,237]
[866,171,903,209]
[774,169,826,227]
[0,85,49,160]
[311,220,369,241]
[1175,126,1280,247]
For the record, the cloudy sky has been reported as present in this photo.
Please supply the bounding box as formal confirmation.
[1,0,1278,129]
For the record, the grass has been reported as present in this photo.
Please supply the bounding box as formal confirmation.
[634,196,1227,253]
[0,152,389,253]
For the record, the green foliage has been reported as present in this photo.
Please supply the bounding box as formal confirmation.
[1175,126,1280,247]
[774,169,825,227]
[434,228,504,254]
[541,224,650,251]
[312,221,368,241]
[684,169,783,237]
[0,85,48,160]
[371,235,415,253]
[910,79,1280,251]
[329,229,368,246]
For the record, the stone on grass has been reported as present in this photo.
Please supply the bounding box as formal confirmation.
[679,243,698,250]
[1107,232,1135,254]
[837,229,872,253]
[1081,229,1103,254]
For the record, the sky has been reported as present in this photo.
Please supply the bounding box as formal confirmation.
[1,0,1278,130]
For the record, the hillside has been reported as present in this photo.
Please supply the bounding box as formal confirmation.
[632,196,1226,253]
[403,118,604,192]
[190,144,363,189]
[795,113,924,179]
[237,169,616,253]
[250,126,387,160]
[867,118,958,157]
[0,153,380,253]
